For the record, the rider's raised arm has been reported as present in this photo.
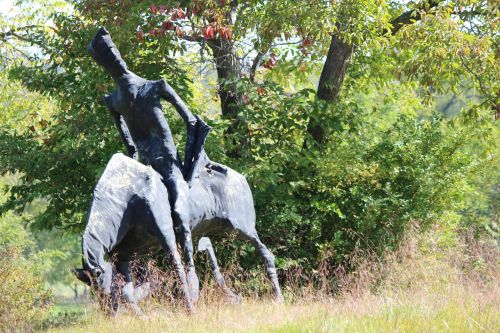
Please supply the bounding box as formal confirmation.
[104,95,138,160]
[158,79,197,127]
[158,79,198,177]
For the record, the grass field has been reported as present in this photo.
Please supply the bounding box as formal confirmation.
[43,235,500,333]
[47,283,499,333]
[0,232,483,332]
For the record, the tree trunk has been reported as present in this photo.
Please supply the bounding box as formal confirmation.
[306,32,353,146]
[317,34,353,102]
[208,38,242,117]
[306,2,441,147]
[208,38,250,156]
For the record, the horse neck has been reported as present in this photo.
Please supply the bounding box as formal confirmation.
[82,230,106,272]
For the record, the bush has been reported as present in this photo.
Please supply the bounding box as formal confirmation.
[0,209,53,332]
[0,244,52,332]
[221,81,492,272]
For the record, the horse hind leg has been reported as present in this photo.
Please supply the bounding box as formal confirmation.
[133,266,151,303]
[238,229,285,303]
[197,237,242,304]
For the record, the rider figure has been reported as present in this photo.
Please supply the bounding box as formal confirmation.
[88,27,207,300]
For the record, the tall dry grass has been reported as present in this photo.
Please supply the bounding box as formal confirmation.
[46,229,499,333]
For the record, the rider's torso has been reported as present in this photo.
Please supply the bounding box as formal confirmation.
[109,79,181,177]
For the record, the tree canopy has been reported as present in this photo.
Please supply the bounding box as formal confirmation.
[0,0,498,269]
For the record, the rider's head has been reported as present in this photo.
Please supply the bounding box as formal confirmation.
[88,27,128,78]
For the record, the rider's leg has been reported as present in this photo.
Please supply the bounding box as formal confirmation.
[163,176,199,303]
[185,116,211,180]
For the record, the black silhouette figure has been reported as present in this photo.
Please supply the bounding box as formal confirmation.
[74,28,284,315]
[87,27,207,301]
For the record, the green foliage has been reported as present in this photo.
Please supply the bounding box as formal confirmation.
[0,190,53,332]
[35,229,82,289]
[459,141,499,240]
[0,245,53,332]
[1,2,193,230]
[230,80,493,268]
[0,0,497,276]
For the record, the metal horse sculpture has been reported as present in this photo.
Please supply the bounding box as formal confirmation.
[85,26,203,301]
[75,150,284,313]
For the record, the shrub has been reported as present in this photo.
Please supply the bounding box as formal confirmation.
[0,210,53,332]
[0,244,53,332]
[224,81,492,271]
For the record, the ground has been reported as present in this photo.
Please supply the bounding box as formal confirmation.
[46,283,498,333]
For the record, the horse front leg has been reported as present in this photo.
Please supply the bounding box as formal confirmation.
[176,219,199,303]
[116,261,145,316]
[166,177,200,304]
[160,235,195,312]
[173,196,199,303]
[152,206,195,312]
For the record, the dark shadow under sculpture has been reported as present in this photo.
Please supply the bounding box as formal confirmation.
[74,27,284,314]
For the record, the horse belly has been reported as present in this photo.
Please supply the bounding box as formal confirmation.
[191,218,235,239]
[112,227,162,261]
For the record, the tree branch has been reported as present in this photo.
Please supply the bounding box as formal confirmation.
[0,25,47,48]
[306,1,444,147]
[249,50,267,83]
[387,1,440,35]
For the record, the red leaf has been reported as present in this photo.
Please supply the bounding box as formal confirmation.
[263,53,277,69]
[302,38,312,47]
[137,30,144,43]
[175,26,184,37]
[300,39,313,55]
[159,5,167,14]
[242,94,249,104]
[256,86,266,96]
[203,25,215,39]
[219,26,232,40]
[150,3,158,15]
[162,20,174,31]
[172,8,185,20]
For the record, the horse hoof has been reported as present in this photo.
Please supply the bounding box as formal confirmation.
[186,302,197,315]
